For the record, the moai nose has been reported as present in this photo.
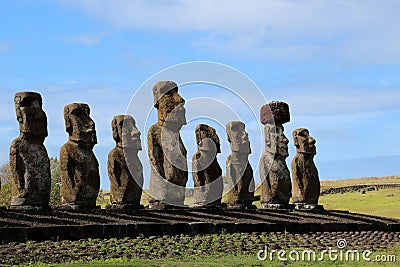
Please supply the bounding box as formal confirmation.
[282,134,289,144]
[174,93,185,104]
[132,128,141,137]
[85,121,95,131]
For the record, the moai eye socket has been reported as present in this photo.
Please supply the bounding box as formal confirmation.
[298,130,308,137]
[70,108,82,117]
[165,88,177,96]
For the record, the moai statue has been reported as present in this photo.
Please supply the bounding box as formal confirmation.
[147,81,188,209]
[108,115,143,209]
[259,101,292,209]
[192,124,224,208]
[224,121,255,209]
[9,92,51,210]
[291,128,323,210]
[60,103,100,210]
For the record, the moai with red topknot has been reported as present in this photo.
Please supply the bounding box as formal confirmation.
[259,101,292,209]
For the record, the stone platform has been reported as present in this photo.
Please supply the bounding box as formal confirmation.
[0,209,399,243]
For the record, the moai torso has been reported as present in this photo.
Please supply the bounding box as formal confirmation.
[291,128,320,206]
[147,81,188,207]
[10,92,51,208]
[192,124,223,207]
[108,115,143,207]
[260,124,292,205]
[259,101,292,207]
[224,121,254,208]
[60,103,100,208]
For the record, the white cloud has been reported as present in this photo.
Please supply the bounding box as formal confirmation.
[265,85,400,116]
[61,33,105,46]
[57,0,400,64]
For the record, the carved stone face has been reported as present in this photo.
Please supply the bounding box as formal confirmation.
[293,128,316,154]
[265,124,289,157]
[153,81,186,130]
[14,92,48,142]
[112,115,142,150]
[195,124,221,154]
[64,103,97,146]
[226,121,251,154]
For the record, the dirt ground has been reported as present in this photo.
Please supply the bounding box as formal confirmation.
[0,208,399,228]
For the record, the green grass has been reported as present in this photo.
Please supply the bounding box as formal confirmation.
[23,245,400,266]
[319,188,400,219]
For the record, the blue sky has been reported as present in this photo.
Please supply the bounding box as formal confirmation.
[1,0,400,189]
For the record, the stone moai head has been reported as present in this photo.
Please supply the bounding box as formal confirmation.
[293,128,316,155]
[112,115,142,150]
[195,124,221,154]
[153,81,186,130]
[226,121,251,155]
[264,124,289,157]
[64,103,97,146]
[14,92,48,142]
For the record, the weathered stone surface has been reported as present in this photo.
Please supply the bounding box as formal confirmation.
[260,123,292,207]
[224,121,255,209]
[291,128,321,207]
[9,92,51,209]
[192,124,223,207]
[108,115,143,208]
[148,81,188,207]
[60,103,100,209]
[260,101,290,125]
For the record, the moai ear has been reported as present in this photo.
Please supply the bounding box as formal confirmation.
[64,108,73,135]
[14,96,24,123]
[112,118,119,142]
[293,130,299,147]
[195,130,201,146]
[265,125,272,147]
[194,125,202,147]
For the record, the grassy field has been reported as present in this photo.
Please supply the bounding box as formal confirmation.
[317,175,400,219]
[319,188,400,219]
[27,245,400,267]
